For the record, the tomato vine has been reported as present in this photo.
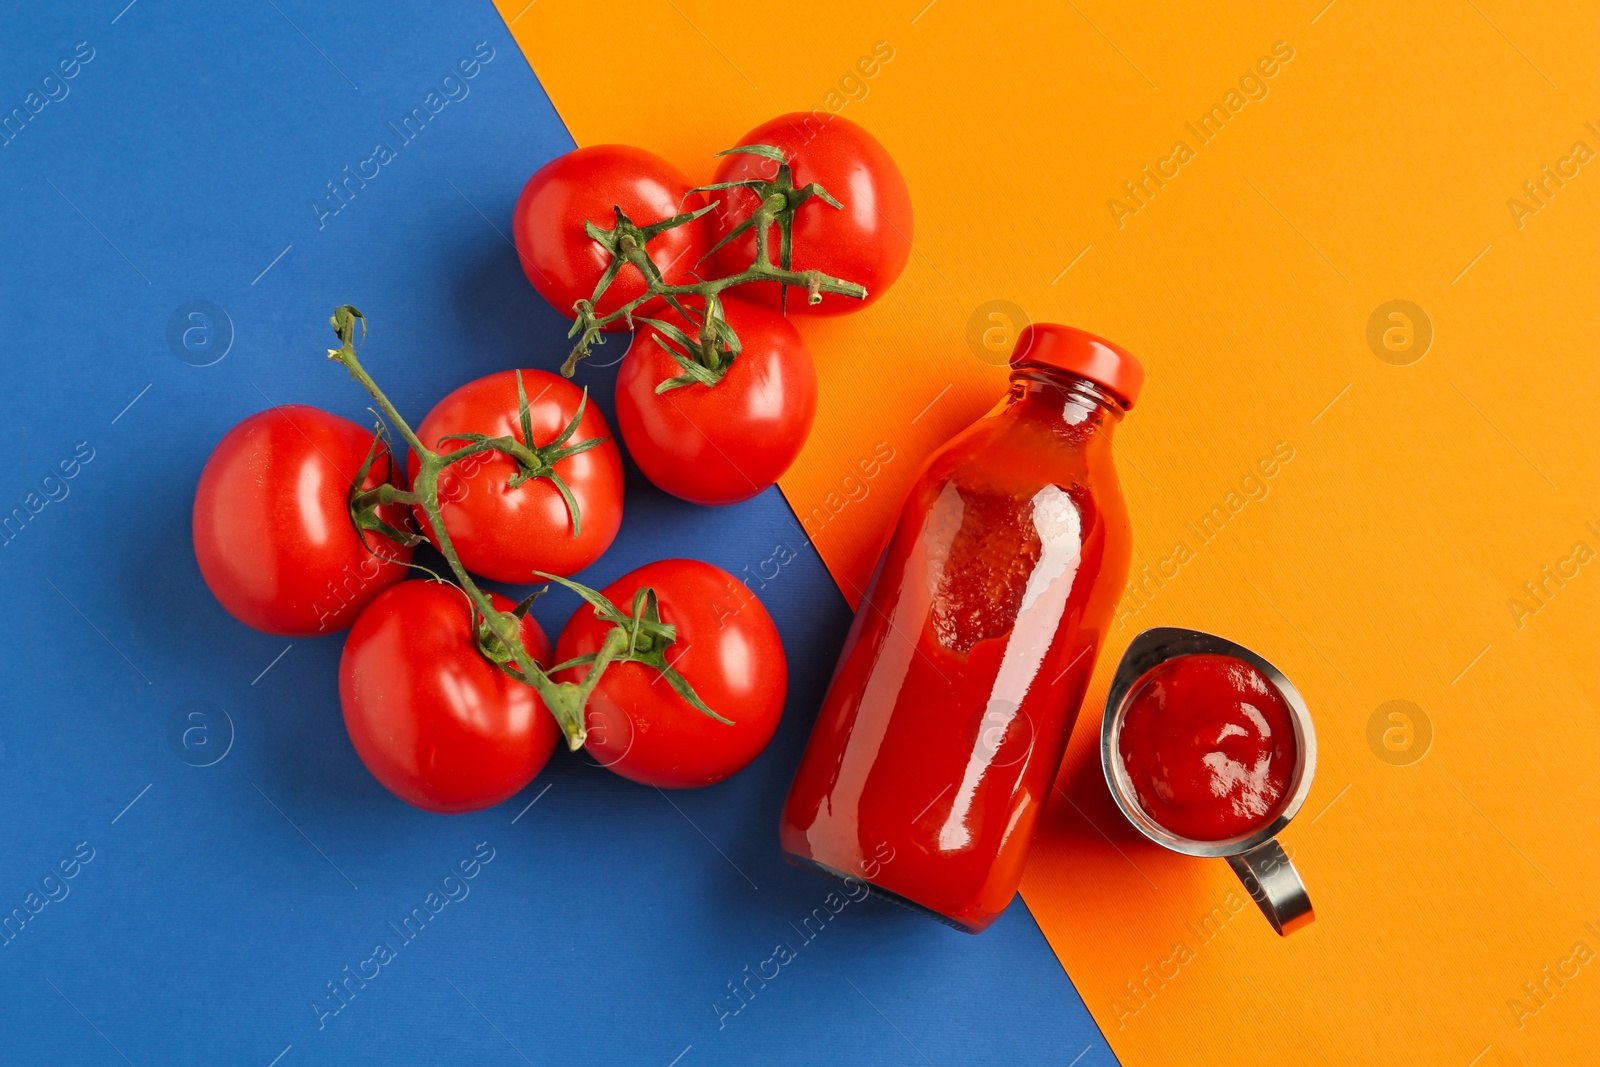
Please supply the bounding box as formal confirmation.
[561,143,867,385]
[328,305,712,750]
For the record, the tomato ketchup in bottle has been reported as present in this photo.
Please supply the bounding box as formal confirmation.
[780,324,1143,932]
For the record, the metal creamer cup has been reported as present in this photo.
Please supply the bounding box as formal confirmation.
[1101,627,1317,936]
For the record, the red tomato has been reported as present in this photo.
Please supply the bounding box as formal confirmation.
[555,559,786,788]
[618,297,818,506]
[513,145,709,328]
[193,405,412,637]
[708,113,912,315]
[340,581,559,813]
[410,370,623,581]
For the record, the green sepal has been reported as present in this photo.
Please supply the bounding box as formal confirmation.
[698,212,757,267]
[653,337,724,393]
[546,652,599,674]
[541,434,610,467]
[511,587,549,619]
[655,663,732,725]
[636,200,718,241]
[545,471,581,537]
[634,315,699,353]
[330,305,366,350]
[586,254,624,308]
[796,181,844,210]
[714,144,787,165]
[689,178,770,194]
[515,370,537,454]
[534,571,628,626]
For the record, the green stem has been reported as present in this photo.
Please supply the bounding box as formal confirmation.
[328,308,605,749]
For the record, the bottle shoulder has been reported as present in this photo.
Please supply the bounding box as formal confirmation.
[917,397,1124,502]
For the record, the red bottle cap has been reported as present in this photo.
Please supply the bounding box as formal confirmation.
[1010,323,1144,410]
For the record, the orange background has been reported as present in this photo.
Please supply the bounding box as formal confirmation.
[495,1,1600,1062]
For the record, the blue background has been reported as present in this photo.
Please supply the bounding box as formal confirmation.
[0,2,1115,1063]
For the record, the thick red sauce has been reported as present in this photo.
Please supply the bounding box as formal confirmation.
[780,373,1132,932]
[1117,653,1296,842]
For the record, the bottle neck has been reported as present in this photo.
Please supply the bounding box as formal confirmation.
[1007,366,1127,430]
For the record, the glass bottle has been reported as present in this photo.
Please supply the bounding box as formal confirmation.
[779,323,1143,932]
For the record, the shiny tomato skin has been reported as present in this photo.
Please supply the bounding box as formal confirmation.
[410,370,623,582]
[555,559,786,788]
[513,145,710,329]
[618,297,818,506]
[340,582,558,814]
[709,113,912,315]
[193,405,412,637]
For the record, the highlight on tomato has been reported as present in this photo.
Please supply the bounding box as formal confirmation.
[513,144,711,328]
[554,559,787,789]
[617,296,818,506]
[409,369,623,582]
[340,580,560,814]
[193,404,412,637]
[705,112,913,315]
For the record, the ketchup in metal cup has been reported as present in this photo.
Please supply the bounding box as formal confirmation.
[779,324,1143,932]
[1116,653,1297,842]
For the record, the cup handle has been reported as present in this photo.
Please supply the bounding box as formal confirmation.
[1226,839,1314,936]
